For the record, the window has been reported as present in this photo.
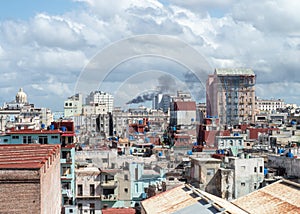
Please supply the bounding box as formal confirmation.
[51,136,58,139]
[69,209,73,213]
[124,174,128,180]
[241,182,245,187]
[78,203,82,214]
[207,168,215,176]
[124,188,128,193]
[12,136,19,139]
[260,166,263,173]
[23,136,32,144]
[90,184,95,196]
[241,166,246,170]
[77,184,83,196]
[65,103,68,106]
[3,139,8,142]
[90,203,95,214]
[135,167,139,180]
[39,136,48,144]
[254,167,257,173]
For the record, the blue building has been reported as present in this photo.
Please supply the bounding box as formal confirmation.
[129,162,166,206]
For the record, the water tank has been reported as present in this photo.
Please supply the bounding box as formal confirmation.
[264,168,268,176]
[50,124,55,130]
[158,152,162,157]
[187,150,193,155]
[41,124,45,129]
[287,151,294,158]
[61,126,67,132]
[138,120,143,125]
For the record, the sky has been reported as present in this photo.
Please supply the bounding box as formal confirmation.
[0,0,299,111]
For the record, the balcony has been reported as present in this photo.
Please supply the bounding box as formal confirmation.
[62,189,73,198]
[76,194,101,199]
[100,180,118,188]
[101,194,117,201]
[60,158,72,164]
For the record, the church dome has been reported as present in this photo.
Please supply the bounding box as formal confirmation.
[16,88,27,103]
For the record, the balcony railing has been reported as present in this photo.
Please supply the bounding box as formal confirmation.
[100,180,118,187]
[101,194,117,201]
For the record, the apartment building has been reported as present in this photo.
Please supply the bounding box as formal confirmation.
[206,68,256,125]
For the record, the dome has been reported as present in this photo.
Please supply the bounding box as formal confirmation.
[16,88,27,103]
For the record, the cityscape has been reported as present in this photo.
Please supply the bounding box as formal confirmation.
[1,1,300,214]
[0,68,300,213]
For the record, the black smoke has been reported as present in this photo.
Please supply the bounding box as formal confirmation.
[126,92,156,104]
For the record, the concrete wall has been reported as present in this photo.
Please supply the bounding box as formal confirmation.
[268,155,300,177]
[229,157,264,199]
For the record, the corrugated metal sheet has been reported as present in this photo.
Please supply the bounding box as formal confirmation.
[233,179,300,214]
[141,184,247,214]
[215,68,254,76]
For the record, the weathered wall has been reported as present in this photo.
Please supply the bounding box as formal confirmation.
[0,170,41,214]
[40,151,62,214]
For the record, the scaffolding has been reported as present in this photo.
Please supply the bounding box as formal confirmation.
[218,73,255,126]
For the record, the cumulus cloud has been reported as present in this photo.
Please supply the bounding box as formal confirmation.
[0,0,299,110]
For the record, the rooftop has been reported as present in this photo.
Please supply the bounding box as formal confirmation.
[141,184,247,214]
[233,179,300,213]
[215,68,254,76]
[102,208,136,214]
[0,144,60,169]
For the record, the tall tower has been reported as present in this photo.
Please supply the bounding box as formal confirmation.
[206,68,256,126]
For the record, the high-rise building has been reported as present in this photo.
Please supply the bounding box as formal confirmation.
[206,68,256,125]
[85,91,114,113]
[64,93,83,118]
[153,93,171,113]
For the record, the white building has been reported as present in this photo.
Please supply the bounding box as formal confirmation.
[227,156,264,199]
[64,94,83,118]
[0,88,53,131]
[86,91,114,113]
[75,166,101,214]
[256,98,285,113]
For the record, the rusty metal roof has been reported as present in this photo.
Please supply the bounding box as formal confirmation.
[141,184,247,214]
[233,179,300,214]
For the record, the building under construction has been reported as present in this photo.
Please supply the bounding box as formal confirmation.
[206,68,256,126]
